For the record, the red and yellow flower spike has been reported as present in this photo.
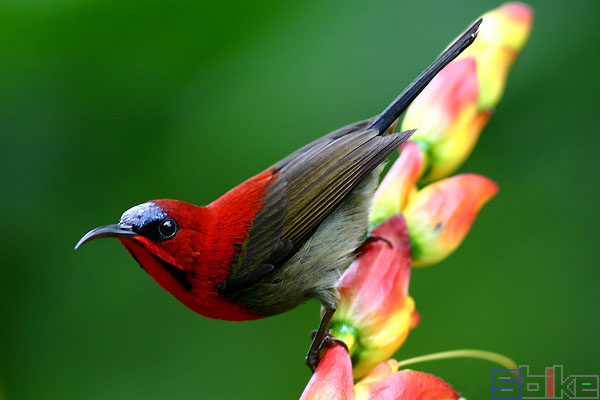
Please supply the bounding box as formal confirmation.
[404,174,498,266]
[330,215,418,377]
[303,4,531,395]
[401,2,533,183]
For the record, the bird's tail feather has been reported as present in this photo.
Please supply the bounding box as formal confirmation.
[369,18,482,134]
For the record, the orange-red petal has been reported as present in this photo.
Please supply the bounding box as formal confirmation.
[404,174,498,266]
[370,141,423,228]
[300,345,355,400]
[355,369,460,400]
[332,216,416,376]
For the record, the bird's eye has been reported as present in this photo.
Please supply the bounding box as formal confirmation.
[158,218,178,240]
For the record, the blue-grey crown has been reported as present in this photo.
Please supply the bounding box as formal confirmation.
[118,202,167,230]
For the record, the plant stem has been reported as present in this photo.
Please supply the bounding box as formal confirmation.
[396,349,517,370]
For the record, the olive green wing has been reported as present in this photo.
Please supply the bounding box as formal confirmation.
[219,124,412,295]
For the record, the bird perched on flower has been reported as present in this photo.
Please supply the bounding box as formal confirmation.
[75,19,481,370]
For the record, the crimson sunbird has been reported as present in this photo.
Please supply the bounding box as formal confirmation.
[76,19,481,370]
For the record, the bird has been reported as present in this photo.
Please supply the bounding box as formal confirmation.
[76,19,481,370]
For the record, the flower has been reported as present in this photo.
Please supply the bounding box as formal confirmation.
[400,2,533,183]
[369,141,423,230]
[354,359,460,400]
[300,344,460,400]
[459,2,534,109]
[300,345,355,400]
[369,148,498,269]
[330,215,418,377]
[401,57,490,183]
[403,174,498,266]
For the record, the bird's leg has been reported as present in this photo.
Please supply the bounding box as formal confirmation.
[305,306,346,372]
[305,234,393,371]
[354,234,392,256]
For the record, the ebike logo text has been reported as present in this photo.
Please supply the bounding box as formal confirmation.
[491,365,599,399]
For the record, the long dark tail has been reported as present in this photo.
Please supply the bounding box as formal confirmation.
[369,18,482,133]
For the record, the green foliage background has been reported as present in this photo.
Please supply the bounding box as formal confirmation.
[1,0,598,398]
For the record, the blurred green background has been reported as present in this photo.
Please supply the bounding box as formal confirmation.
[1,0,598,398]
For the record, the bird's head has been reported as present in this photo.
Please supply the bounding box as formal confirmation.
[75,200,207,292]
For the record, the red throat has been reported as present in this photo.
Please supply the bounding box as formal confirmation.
[119,238,263,321]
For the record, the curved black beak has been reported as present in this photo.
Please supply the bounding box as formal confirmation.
[75,224,139,250]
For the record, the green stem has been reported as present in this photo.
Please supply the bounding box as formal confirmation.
[395,349,517,370]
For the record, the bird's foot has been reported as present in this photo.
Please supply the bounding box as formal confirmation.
[354,234,392,256]
[305,332,348,372]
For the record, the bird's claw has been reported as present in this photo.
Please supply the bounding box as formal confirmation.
[354,234,393,256]
[305,333,348,372]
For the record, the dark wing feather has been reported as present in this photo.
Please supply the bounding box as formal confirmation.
[275,116,377,168]
[219,120,412,296]
[278,129,412,246]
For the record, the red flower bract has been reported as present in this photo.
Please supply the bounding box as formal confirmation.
[370,141,423,229]
[405,173,498,266]
[331,215,417,377]
[300,345,355,400]
[355,365,460,400]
